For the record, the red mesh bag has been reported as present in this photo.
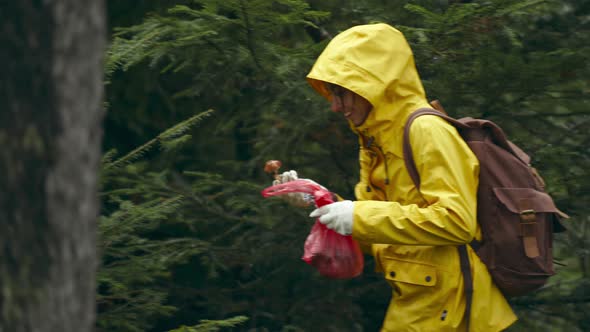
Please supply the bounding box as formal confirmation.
[261,180,364,279]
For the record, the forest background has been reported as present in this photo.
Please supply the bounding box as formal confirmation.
[100,0,589,331]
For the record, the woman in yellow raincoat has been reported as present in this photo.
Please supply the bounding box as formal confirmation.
[283,23,517,331]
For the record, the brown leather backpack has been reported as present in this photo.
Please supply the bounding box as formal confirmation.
[403,107,569,329]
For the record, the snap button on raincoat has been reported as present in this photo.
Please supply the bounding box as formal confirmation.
[307,24,516,332]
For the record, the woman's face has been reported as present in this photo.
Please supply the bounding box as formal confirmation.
[326,83,372,126]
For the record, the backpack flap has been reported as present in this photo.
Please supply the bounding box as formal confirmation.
[493,188,565,258]
[493,187,568,228]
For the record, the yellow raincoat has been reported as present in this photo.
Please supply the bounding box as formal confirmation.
[307,24,516,331]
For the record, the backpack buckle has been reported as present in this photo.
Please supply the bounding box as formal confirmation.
[519,209,536,223]
[519,209,536,234]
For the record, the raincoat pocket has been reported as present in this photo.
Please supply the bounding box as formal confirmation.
[382,258,438,300]
[384,258,437,285]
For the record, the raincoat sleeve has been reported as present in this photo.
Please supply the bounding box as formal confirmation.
[351,116,479,246]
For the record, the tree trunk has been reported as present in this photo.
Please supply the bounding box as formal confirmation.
[0,1,105,331]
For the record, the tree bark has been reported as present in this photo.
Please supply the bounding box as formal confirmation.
[0,1,105,331]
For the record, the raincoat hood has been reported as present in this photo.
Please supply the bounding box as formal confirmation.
[307,23,431,136]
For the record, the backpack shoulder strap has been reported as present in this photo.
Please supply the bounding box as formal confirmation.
[403,109,532,189]
[403,108,474,331]
[402,108,465,189]
[459,245,473,331]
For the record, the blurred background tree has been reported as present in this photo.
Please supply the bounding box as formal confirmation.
[101,0,589,331]
[1,1,105,331]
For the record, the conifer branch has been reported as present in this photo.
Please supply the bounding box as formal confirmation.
[168,316,248,332]
[239,0,262,70]
[103,110,213,171]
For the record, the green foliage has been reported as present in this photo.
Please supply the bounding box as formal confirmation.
[106,0,328,77]
[103,110,213,171]
[98,112,219,331]
[168,316,248,332]
[102,0,589,331]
